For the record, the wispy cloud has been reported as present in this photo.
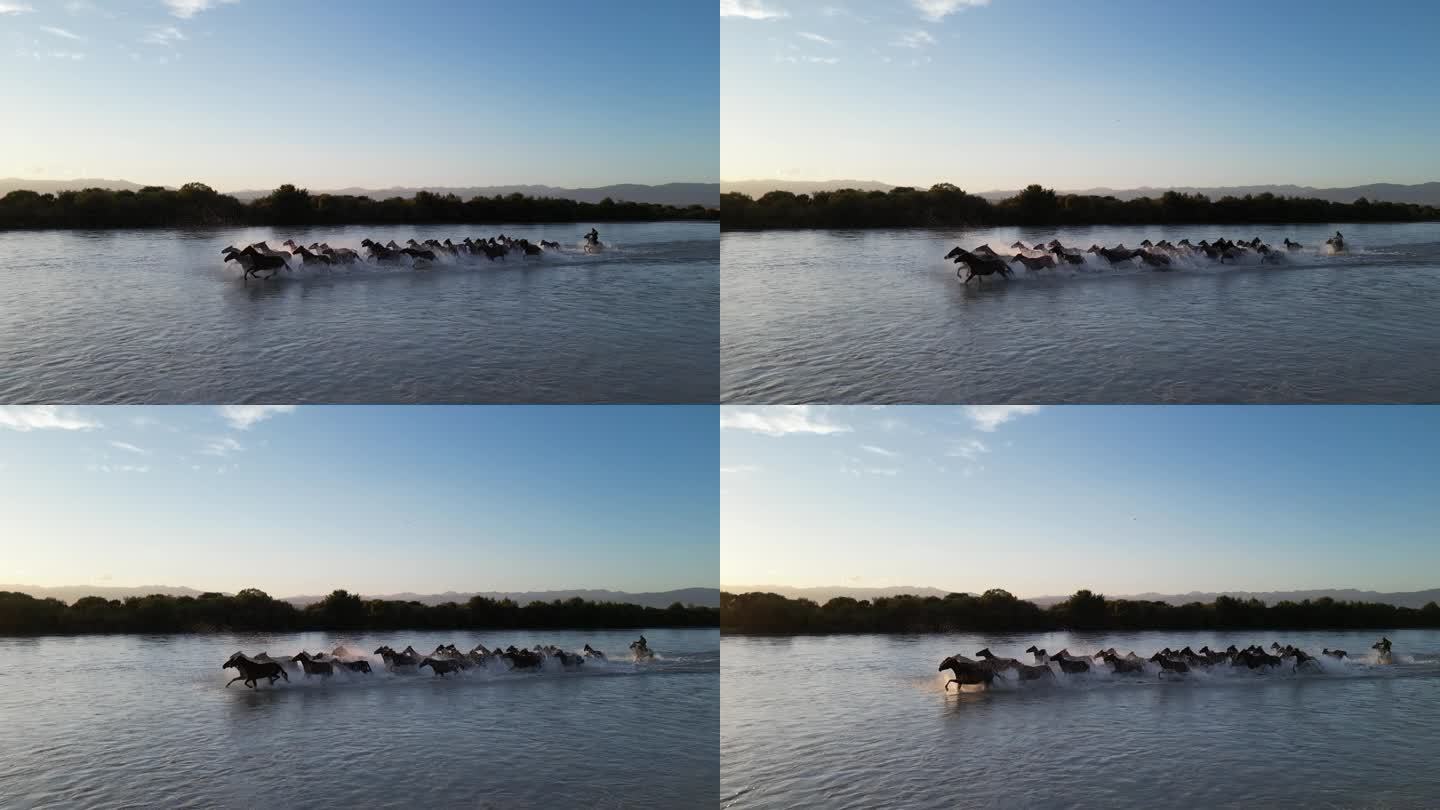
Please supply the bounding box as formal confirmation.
[0,2,34,14]
[218,404,295,430]
[201,436,242,457]
[893,29,935,48]
[143,25,185,45]
[778,54,840,64]
[912,0,989,22]
[721,464,761,474]
[164,0,236,18]
[798,31,838,45]
[39,25,83,40]
[947,438,988,460]
[64,0,115,17]
[0,406,100,432]
[861,444,899,458]
[87,463,150,474]
[964,405,1042,432]
[108,440,149,455]
[721,0,787,19]
[721,406,852,437]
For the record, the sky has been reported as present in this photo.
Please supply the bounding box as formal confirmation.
[721,406,1440,597]
[0,405,718,596]
[0,0,717,189]
[721,0,1440,189]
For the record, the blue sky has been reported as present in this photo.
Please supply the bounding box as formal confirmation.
[0,0,717,189]
[0,405,718,595]
[721,0,1440,189]
[721,406,1440,596]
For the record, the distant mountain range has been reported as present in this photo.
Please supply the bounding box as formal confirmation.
[0,178,719,208]
[722,585,952,603]
[1,584,720,609]
[721,179,1440,207]
[1026,588,1440,610]
[723,585,1440,610]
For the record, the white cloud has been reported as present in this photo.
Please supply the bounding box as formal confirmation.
[0,2,34,14]
[948,438,988,460]
[164,0,236,18]
[40,25,83,40]
[721,0,787,19]
[721,406,851,437]
[861,444,899,458]
[0,406,100,432]
[218,404,295,430]
[964,405,1042,432]
[912,0,989,22]
[779,54,840,64]
[143,25,185,45]
[721,465,760,474]
[798,31,837,45]
[893,29,935,48]
[866,467,899,476]
[108,440,149,455]
[87,463,149,474]
[201,436,242,457]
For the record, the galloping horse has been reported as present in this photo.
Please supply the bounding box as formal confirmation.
[224,652,289,689]
[938,655,997,690]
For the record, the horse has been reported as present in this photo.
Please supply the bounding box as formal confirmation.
[582,644,607,661]
[977,649,1054,681]
[1095,651,1145,674]
[1283,238,1303,251]
[502,648,544,670]
[419,657,463,677]
[1047,245,1085,264]
[1086,245,1141,264]
[951,250,1013,285]
[292,651,334,677]
[1010,253,1056,270]
[336,659,373,673]
[400,247,437,262]
[292,246,334,267]
[540,240,561,250]
[1322,648,1347,659]
[938,655,996,690]
[1024,645,1049,663]
[630,637,655,661]
[224,652,289,689]
[1050,655,1091,674]
[1135,249,1172,268]
[1325,231,1346,252]
[1148,652,1189,674]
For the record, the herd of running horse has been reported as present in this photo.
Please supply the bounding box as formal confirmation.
[939,636,1394,688]
[221,231,604,280]
[221,635,655,689]
[947,231,1347,285]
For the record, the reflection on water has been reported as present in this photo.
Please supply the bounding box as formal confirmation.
[721,630,1440,808]
[722,222,1440,403]
[0,629,718,809]
[0,222,718,403]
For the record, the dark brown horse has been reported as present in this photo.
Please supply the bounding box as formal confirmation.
[938,655,996,689]
[419,657,463,677]
[224,652,289,689]
[292,651,334,677]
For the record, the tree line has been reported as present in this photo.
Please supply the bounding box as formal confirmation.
[720,589,1440,634]
[0,589,719,635]
[0,183,718,230]
[720,183,1440,229]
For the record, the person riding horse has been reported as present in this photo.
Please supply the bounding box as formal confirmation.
[584,228,600,245]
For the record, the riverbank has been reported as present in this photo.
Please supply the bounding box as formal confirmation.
[0,589,719,636]
[0,183,718,230]
[720,184,1440,230]
[720,590,1440,635]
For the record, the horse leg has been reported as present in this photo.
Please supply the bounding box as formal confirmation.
[226,675,245,688]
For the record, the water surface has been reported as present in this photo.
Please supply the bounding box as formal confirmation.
[722,630,1440,808]
[0,628,718,808]
[0,222,717,403]
[722,222,1440,402]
